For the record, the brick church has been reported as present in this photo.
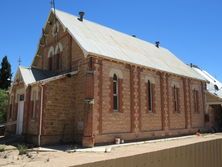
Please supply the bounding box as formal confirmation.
[7,9,207,147]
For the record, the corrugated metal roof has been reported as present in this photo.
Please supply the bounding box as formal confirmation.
[192,66,222,99]
[53,9,205,81]
[19,67,36,85]
[17,66,56,85]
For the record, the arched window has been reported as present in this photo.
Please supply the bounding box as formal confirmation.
[173,85,180,113]
[147,80,152,112]
[52,22,60,37]
[113,74,119,111]
[55,53,60,70]
[31,90,37,119]
[193,89,199,113]
[48,46,54,71]
[48,57,52,70]
[55,43,63,71]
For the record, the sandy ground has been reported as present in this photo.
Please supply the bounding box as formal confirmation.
[0,133,222,167]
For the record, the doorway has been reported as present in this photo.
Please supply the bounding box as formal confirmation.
[16,94,24,135]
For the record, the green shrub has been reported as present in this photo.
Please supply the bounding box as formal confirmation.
[0,145,5,152]
[17,144,28,155]
[0,89,8,124]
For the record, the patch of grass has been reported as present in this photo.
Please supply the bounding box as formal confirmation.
[17,144,28,155]
[0,145,5,152]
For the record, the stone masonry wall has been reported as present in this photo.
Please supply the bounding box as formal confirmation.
[40,63,87,145]
[190,80,205,128]
[168,76,186,130]
[92,57,206,145]
[140,69,162,132]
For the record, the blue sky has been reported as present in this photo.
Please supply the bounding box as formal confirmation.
[0,0,221,80]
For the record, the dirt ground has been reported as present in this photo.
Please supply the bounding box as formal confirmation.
[0,133,222,167]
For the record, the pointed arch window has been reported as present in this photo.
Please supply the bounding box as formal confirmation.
[55,43,63,71]
[173,85,180,113]
[48,46,54,71]
[113,74,119,111]
[147,80,152,112]
[31,91,37,119]
[48,57,52,70]
[55,53,60,70]
[147,80,155,113]
[193,89,199,113]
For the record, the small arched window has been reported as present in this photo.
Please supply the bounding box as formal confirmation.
[173,85,180,113]
[193,89,199,113]
[48,57,52,70]
[48,46,54,71]
[147,80,152,112]
[31,90,37,119]
[113,74,119,111]
[55,43,63,71]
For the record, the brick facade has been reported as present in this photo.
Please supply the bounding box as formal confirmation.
[7,13,206,147]
[92,58,206,146]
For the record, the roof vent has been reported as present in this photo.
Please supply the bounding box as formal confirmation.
[78,11,85,22]
[214,85,219,91]
[155,41,160,48]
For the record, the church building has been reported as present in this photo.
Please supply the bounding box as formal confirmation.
[7,9,207,147]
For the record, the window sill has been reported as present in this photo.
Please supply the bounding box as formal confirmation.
[113,110,122,113]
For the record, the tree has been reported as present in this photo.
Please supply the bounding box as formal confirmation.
[0,56,12,89]
[0,89,8,123]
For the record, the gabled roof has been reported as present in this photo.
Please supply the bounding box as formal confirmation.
[192,66,222,100]
[45,9,205,81]
[14,66,57,85]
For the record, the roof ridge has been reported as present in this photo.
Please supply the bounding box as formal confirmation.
[30,8,206,81]
[53,9,167,50]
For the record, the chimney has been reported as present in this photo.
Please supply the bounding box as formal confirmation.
[78,11,85,22]
[155,41,160,48]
